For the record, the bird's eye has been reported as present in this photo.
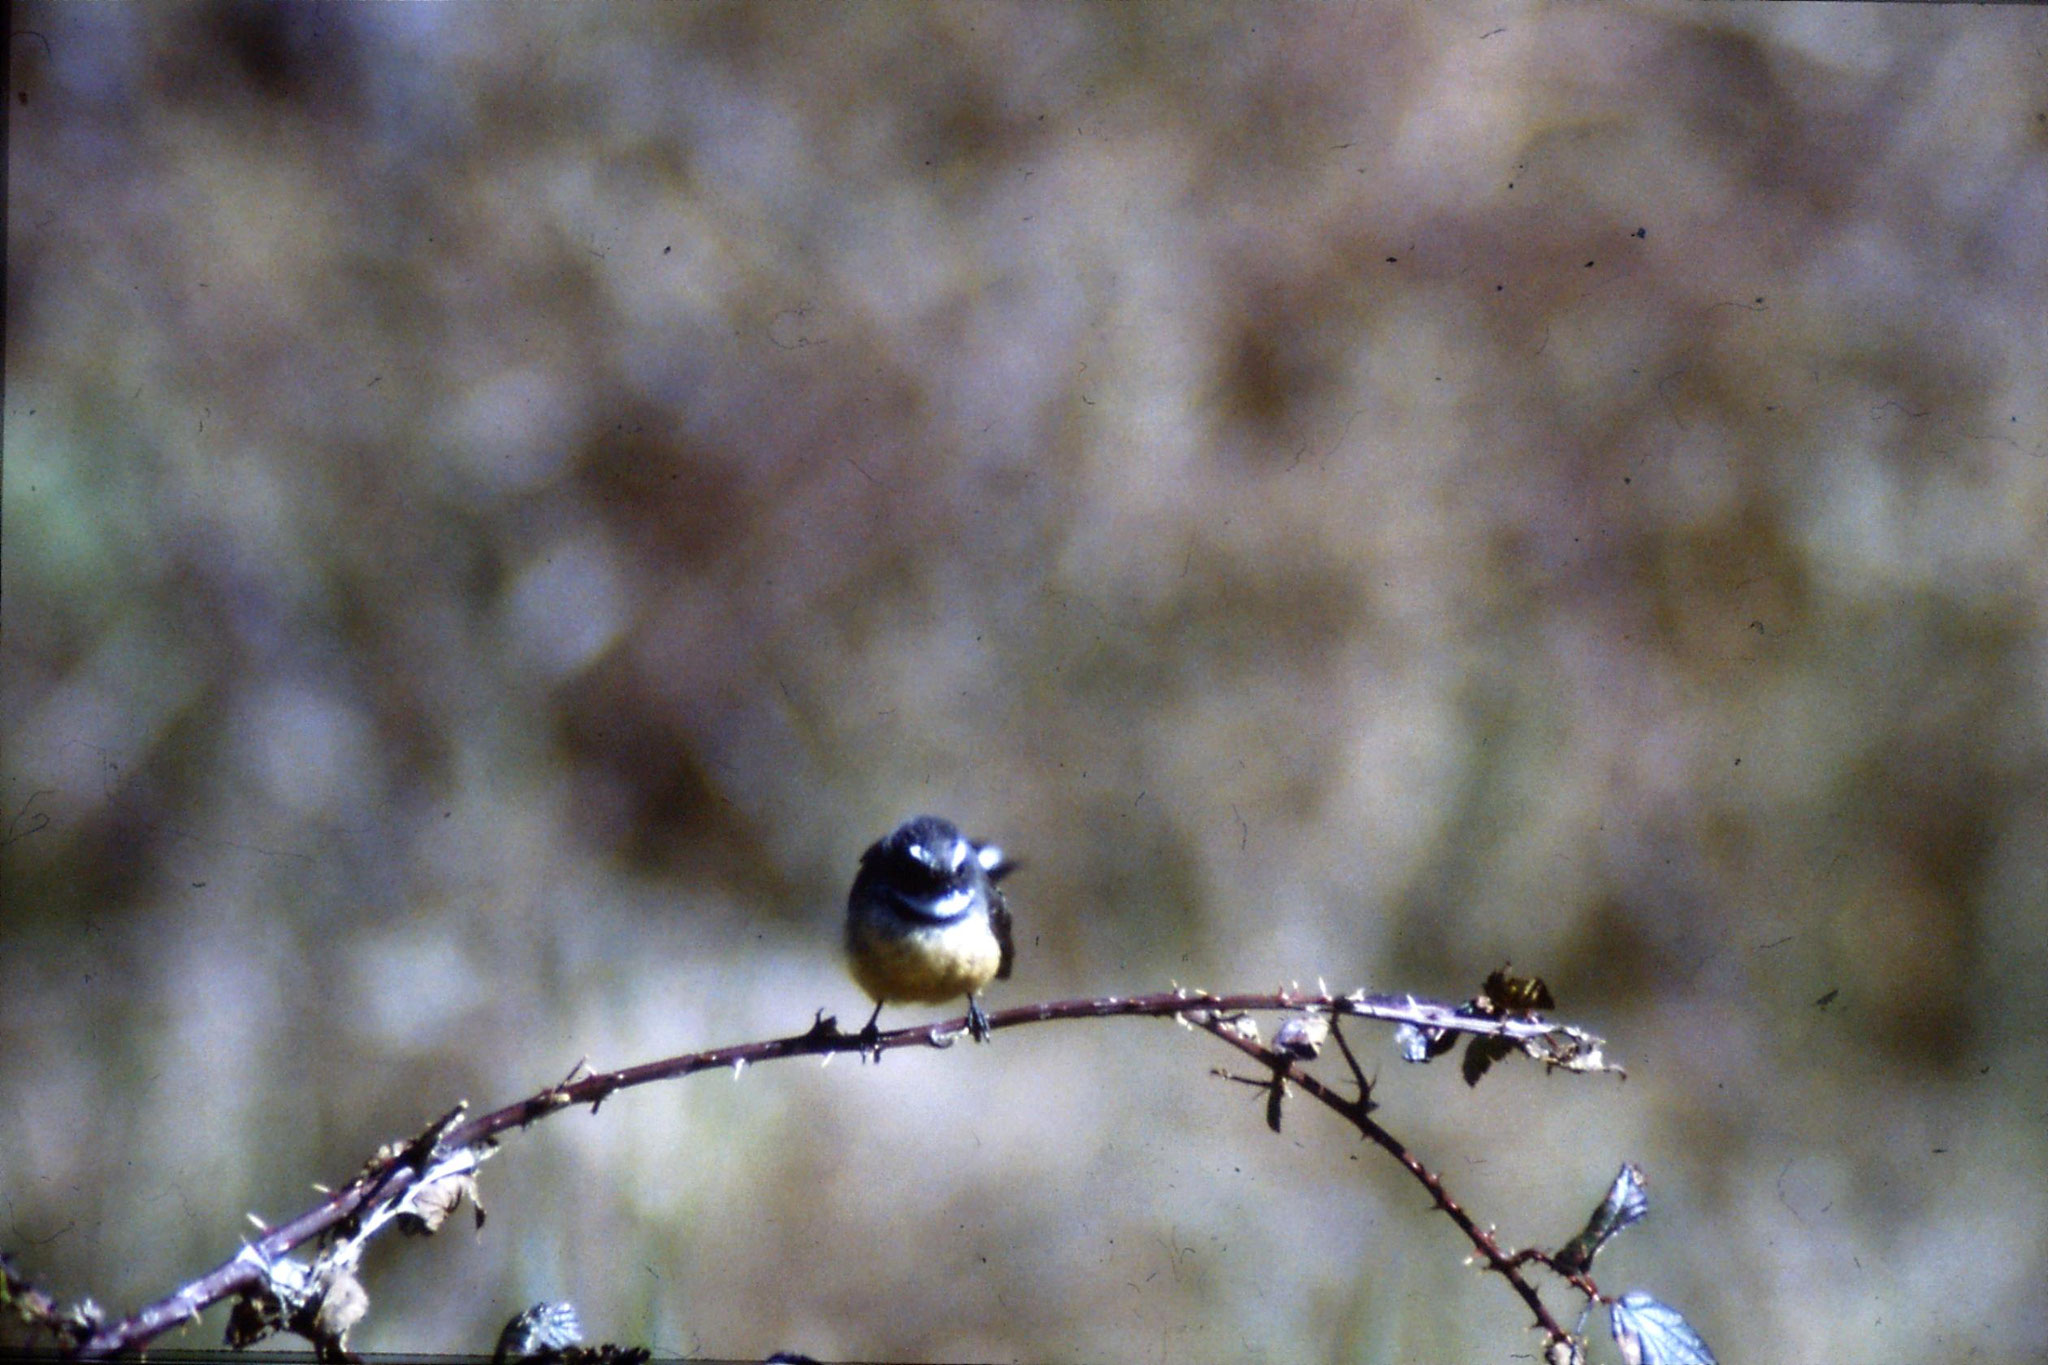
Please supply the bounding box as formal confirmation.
[895,847,947,889]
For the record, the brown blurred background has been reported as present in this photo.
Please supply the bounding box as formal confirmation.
[5,3,2046,1361]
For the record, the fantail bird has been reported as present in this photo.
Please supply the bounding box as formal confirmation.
[845,814,1015,1049]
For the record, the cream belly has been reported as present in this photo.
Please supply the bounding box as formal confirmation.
[847,911,1004,1005]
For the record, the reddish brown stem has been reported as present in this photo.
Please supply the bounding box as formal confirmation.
[46,987,1594,1357]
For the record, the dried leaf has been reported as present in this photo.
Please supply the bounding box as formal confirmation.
[1213,1012,1261,1045]
[495,1301,583,1364]
[1273,1014,1329,1060]
[1395,1021,1457,1063]
[225,1288,283,1349]
[1556,1163,1649,1274]
[1610,1292,1717,1365]
[309,1266,369,1352]
[1462,1034,1515,1086]
[401,1169,483,1236]
[1482,966,1555,1015]
[1524,1024,1625,1078]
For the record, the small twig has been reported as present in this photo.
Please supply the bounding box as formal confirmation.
[1187,1011,1576,1348]
[1328,1015,1373,1102]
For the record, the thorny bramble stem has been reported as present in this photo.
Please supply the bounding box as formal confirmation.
[38,986,1608,1357]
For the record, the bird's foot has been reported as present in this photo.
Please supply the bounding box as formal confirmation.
[859,1002,885,1063]
[966,995,993,1044]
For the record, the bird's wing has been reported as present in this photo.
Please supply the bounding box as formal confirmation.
[990,889,1015,981]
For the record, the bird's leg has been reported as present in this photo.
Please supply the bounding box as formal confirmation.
[966,993,993,1044]
[859,1000,885,1063]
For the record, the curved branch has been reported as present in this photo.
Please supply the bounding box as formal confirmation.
[37,985,1611,1358]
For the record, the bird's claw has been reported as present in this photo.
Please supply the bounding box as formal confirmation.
[857,1001,885,1064]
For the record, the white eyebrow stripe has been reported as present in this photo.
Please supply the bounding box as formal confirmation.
[975,844,1006,872]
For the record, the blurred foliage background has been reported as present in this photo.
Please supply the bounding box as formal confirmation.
[5,3,2047,1362]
